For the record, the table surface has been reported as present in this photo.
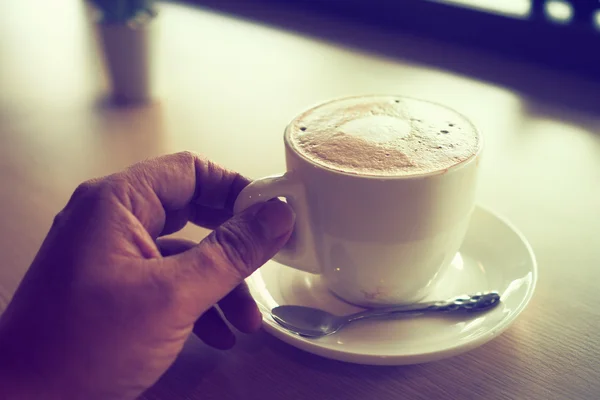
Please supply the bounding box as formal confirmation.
[2,1,600,399]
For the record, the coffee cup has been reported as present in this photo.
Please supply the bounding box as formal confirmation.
[234,95,482,307]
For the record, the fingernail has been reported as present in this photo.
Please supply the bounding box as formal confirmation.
[255,201,295,239]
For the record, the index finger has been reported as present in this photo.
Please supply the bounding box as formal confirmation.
[109,151,250,237]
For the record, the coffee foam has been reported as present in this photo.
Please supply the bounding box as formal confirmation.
[288,96,480,176]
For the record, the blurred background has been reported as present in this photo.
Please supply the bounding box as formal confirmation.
[188,0,600,80]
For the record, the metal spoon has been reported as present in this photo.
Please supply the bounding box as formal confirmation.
[271,291,501,338]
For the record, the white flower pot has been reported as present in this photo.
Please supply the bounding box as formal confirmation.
[98,18,155,103]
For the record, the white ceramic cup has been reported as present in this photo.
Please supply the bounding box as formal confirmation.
[234,99,482,307]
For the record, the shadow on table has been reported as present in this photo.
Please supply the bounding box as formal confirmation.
[141,338,223,400]
[252,328,530,399]
[178,0,600,118]
[139,321,536,399]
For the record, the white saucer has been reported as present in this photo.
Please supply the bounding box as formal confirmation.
[246,206,537,365]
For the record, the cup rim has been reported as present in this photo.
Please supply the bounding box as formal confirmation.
[284,95,484,180]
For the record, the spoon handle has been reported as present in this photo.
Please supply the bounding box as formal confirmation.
[346,291,500,323]
[346,303,438,322]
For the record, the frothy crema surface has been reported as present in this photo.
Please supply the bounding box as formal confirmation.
[288,96,480,176]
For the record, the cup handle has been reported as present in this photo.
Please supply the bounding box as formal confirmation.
[233,172,320,274]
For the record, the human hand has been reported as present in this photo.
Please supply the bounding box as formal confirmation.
[0,152,295,400]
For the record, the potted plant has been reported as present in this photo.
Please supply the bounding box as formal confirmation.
[91,0,158,103]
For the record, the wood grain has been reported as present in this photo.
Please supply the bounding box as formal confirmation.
[1,1,599,399]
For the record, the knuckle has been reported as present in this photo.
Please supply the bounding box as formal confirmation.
[65,179,105,212]
[177,150,196,160]
[51,210,67,229]
[212,225,259,278]
[66,175,133,215]
[102,174,133,205]
[71,180,101,202]
[71,176,126,203]
[174,150,199,166]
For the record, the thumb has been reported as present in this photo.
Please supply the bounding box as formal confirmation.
[168,200,295,310]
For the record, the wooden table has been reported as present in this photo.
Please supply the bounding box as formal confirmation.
[1,1,599,399]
